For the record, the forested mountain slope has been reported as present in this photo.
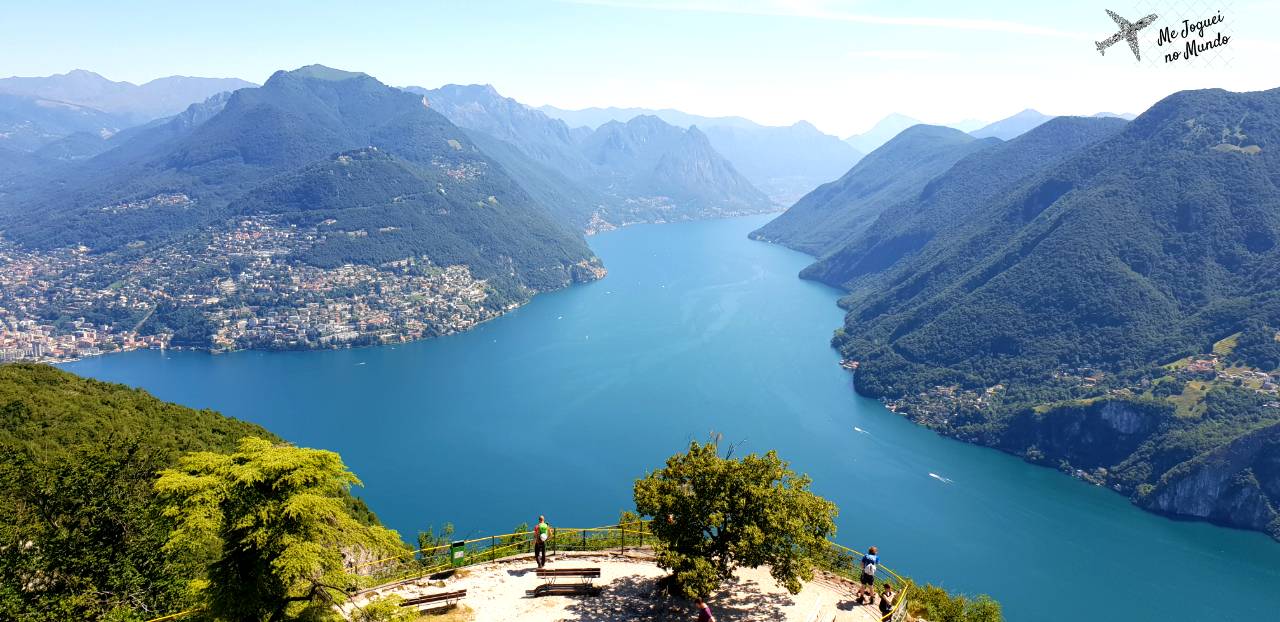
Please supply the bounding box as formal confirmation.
[820,86,1280,539]
[0,363,279,620]
[841,88,1280,395]
[750,125,997,256]
[802,116,1128,291]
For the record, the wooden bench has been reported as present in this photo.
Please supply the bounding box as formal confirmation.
[398,589,467,612]
[529,567,602,597]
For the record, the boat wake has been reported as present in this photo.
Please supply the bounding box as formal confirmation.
[853,426,870,435]
[928,472,954,484]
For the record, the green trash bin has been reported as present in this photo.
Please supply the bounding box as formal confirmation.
[449,540,467,567]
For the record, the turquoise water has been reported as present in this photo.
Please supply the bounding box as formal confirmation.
[66,215,1280,621]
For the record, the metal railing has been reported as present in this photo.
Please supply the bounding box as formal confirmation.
[816,541,910,622]
[146,519,910,622]
[351,520,654,587]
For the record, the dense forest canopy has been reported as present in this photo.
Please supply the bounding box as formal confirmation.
[757,86,1280,539]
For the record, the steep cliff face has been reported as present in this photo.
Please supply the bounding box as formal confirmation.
[975,395,1280,541]
[999,399,1172,469]
[1139,422,1280,538]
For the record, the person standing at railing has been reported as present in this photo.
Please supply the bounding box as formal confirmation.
[696,597,716,621]
[534,515,554,568]
[879,582,897,619]
[857,545,880,605]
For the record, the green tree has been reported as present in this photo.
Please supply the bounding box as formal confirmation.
[155,437,404,622]
[350,596,416,622]
[906,581,1003,622]
[633,438,838,598]
[0,440,196,622]
[416,523,454,567]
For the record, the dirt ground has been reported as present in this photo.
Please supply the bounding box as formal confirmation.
[346,551,885,622]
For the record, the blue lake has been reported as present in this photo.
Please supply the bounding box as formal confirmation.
[66,214,1280,621]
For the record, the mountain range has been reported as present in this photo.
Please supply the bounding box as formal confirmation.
[0,92,124,152]
[842,113,926,154]
[536,102,861,204]
[411,84,776,226]
[969,109,1056,140]
[750,125,998,256]
[840,110,1136,155]
[537,104,762,131]
[698,121,860,205]
[842,114,991,154]
[0,65,601,304]
[0,70,255,164]
[0,69,255,124]
[753,85,1280,539]
[797,116,1127,291]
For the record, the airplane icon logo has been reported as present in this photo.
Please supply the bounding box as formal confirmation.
[1096,9,1159,60]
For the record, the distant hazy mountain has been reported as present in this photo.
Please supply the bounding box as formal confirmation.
[460,128,611,232]
[700,122,861,205]
[32,130,116,161]
[536,104,759,130]
[1,65,597,299]
[751,125,995,256]
[0,69,256,124]
[1092,111,1137,120]
[21,91,239,172]
[0,92,125,151]
[580,115,773,218]
[409,85,595,180]
[537,103,858,204]
[408,84,614,229]
[416,85,775,224]
[943,118,987,132]
[969,109,1055,140]
[842,114,923,154]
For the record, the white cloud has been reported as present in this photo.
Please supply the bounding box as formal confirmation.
[559,0,1091,38]
[845,49,952,61]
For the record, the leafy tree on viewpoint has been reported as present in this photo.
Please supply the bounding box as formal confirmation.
[634,437,837,598]
[155,437,405,622]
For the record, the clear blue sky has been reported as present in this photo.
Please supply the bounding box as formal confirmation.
[1,0,1274,135]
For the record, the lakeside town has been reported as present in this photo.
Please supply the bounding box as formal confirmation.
[0,216,521,362]
[842,333,1280,478]
[861,354,1280,429]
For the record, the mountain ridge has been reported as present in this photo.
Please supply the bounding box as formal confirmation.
[817,86,1280,540]
[751,124,997,256]
[0,65,604,354]
[0,69,255,123]
[417,84,776,224]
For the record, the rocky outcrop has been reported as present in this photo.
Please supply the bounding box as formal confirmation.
[1138,422,1280,538]
[999,398,1172,470]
